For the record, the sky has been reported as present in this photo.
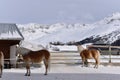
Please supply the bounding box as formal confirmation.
[0,0,120,24]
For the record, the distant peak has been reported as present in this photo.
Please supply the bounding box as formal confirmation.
[103,12,120,24]
[110,12,120,19]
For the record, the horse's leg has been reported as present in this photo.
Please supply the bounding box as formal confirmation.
[94,58,99,68]
[25,63,31,76]
[43,59,48,75]
[81,58,85,67]
[0,65,2,78]
[96,58,100,68]
[85,59,88,67]
[25,65,28,76]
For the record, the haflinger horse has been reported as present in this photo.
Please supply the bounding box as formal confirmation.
[77,45,100,68]
[16,46,50,76]
[0,51,4,78]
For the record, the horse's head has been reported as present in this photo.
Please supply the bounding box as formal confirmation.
[77,45,85,53]
[16,45,31,63]
[16,53,24,62]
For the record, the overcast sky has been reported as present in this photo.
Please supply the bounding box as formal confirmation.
[0,0,120,24]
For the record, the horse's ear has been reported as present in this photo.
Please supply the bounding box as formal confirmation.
[18,41,23,47]
[19,41,22,45]
[16,44,19,47]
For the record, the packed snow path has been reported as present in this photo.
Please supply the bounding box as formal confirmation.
[0,64,120,80]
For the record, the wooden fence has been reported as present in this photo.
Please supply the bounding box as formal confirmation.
[50,45,120,64]
[50,51,81,64]
[87,45,120,63]
[8,45,120,67]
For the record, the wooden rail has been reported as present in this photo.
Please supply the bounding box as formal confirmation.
[50,52,120,64]
[50,52,81,64]
[87,45,120,63]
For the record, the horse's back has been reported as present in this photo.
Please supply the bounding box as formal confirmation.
[28,49,50,55]
[89,49,100,57]
[39,49,50,59]
[33,49,50,57]
[80,49,100,59]
[25,49,50,62]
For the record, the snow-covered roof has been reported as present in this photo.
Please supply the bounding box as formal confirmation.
[0,23,24,40]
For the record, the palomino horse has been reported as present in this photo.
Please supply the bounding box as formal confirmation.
[16,47,50,76]
[77,45,100,68]
[0,51,4,78]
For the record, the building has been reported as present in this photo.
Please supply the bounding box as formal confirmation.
[0,23,24,68]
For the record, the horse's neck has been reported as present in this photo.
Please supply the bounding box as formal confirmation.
[77,45,85,53]
[17,47,31,54]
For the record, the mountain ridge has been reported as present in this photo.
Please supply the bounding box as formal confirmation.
[17,12,120,46]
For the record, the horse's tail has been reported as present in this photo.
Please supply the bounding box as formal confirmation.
[97,50,100,64]
[48,55,51,71]
[0,51,4,68]
[47,51,51,71]
[97,50,101,57]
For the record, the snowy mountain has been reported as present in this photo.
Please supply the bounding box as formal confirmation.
[17,12,120,47]
[80,12,120,45]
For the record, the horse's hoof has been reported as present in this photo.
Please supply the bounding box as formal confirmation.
[25,74,28,76]
[25,74,30,76]
[44,73,47,75]
[94,66,98,69]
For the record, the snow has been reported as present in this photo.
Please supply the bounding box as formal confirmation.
[52,45,78,51]
[0,31,22,39]
[19,41,45,51]
[4,12,120,80]
[0,24,23,40]
[17,13,120,47]
[48,43,93,52]
[1,64,120,80]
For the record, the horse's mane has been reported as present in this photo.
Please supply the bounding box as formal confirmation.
[77,45,86,53]
[17,47,31,55]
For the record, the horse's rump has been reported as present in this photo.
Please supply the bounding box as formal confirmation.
[0,52,4,67]
[80,49,100,59]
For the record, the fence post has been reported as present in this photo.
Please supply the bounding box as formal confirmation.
[109,45,112,63]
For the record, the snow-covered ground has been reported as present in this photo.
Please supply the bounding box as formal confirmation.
[14,42,120,80]
[1,64,120,80]
[2,41,120,80]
